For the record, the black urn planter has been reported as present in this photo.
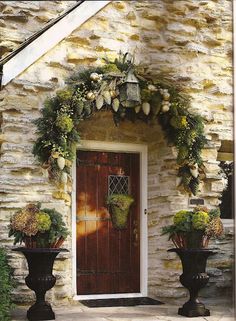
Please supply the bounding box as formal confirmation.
[168,248,215,318]
[13,247,68,321]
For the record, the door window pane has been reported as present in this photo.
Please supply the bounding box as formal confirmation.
[108,175,130,195]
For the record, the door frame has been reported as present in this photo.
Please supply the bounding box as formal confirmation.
[72,140,148,300]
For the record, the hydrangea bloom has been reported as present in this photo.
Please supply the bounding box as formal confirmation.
[192,211,209,230]
[36,212,51,233]
[173,210,190,225]
[56,113,74,133]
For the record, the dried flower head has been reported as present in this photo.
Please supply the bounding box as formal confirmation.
[206,217,224,238]
[22,216,38,236]
[194,206,209,213]
[10,210,30,231]
[10,203,40,235]
[25,203,39,214]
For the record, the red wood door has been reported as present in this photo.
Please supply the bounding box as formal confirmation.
[76,150,140,295]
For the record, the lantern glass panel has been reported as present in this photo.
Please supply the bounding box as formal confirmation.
[119,70,141,107]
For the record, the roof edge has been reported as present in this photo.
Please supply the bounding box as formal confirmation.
[0,1,84,66]
[0,0,111,89]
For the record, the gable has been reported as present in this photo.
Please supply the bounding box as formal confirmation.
[0,0,111,87]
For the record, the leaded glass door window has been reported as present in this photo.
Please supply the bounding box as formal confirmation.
[108,175,130,195]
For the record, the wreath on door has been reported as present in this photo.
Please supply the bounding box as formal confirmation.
[33,52,206,195]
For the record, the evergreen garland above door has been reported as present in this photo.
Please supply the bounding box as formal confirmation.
[33,52,207,195]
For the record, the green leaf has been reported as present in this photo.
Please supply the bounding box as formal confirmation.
[0,248,14,320]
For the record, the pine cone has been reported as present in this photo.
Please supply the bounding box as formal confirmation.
[189,177,200,195]
[182,172,192,187]
[206,217,224,238]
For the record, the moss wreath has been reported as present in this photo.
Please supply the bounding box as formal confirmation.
[33,53,206,195]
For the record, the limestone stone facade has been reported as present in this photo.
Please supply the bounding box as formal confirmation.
[0,1,233,305]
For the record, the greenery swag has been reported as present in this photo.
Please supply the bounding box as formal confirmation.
[33,52,206,195]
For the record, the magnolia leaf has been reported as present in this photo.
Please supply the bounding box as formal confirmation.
[112,98,120,112]
[103,91,111,105]
[96,95,104,110]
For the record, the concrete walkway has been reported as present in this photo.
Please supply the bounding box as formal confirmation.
[12,299,235,321]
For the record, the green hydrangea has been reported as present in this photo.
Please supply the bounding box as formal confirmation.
[192,211,209,230]
[102,63,120,73]
[56,114,74,133]
[173,210,190,225]
[36,211,51,232]
[56,89,73,102]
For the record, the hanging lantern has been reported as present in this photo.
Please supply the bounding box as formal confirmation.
[119,68,141,108]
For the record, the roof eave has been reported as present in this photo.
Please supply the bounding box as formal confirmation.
[0,0,111,89]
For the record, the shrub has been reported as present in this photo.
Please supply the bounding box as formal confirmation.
[0,248,14,321]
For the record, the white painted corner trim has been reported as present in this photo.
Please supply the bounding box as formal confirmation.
[71,140,148,300]
[1,1,111,86]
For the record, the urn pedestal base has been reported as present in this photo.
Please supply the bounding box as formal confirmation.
[168,248,215,318]
[178,302,210,317]
[27,301,55,321]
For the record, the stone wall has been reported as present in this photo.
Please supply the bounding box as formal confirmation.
[0,0,76,58]
[0,0,233,305]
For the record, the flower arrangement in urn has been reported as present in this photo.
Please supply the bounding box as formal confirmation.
[8,203,69,248]
[162,207,223,249]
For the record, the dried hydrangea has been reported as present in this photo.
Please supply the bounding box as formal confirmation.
[25,203,39,214]
[10,203,40,235]
[22,217,38,236]
[10,209,32,231]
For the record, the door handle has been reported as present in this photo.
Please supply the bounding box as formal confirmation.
[133,227,138,243]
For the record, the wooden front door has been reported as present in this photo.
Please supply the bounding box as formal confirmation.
[76,150,140,295]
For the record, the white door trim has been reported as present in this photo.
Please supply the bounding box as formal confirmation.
[71,140,148,300]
